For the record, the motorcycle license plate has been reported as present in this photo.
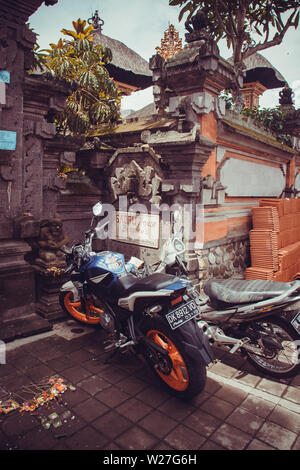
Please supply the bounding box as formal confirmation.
[291,312,300,334]
[166,299,199,330]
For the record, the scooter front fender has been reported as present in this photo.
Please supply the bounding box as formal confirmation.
[60,280,80,302]
[175,319,214,366]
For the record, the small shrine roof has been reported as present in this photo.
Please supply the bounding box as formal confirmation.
[229,52,286,89]
[93,31,152,89]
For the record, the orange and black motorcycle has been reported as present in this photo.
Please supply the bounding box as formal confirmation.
[59,202,213,399]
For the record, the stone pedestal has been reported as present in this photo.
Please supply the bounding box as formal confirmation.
[0,240,52,341]
[35,273,68,322]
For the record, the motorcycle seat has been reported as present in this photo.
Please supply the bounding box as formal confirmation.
[110,272,178,299]
[204,279,295,306]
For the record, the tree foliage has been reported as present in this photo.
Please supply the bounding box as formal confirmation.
[39,19,120,135]
[170,1,299,108]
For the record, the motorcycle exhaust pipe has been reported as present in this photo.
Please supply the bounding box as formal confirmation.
[197,321,263,355]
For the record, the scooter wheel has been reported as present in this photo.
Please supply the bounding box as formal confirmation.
[140,317,207,400]
[246,316,300,378]
[59,291,102,325]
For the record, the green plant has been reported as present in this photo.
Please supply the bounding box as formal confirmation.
[39,19,120,135]
[241,105,292,146]
[170,1,299,110]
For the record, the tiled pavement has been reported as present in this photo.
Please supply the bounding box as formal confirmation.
[0,321,299,451]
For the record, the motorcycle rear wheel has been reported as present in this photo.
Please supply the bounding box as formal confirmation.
[59,291,102,325]
[140,317,207,399]
[245,316,300,378]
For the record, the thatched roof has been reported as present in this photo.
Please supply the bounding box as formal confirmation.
[93,31,152,90]
[230,52,286,89]
[126,103,156,119]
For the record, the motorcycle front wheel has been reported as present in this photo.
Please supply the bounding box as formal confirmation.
[245,316,300,378]
[140,317,207,400]
[59,291,103,325]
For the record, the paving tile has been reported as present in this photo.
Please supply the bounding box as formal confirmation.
[232,371,262,387]
[210,423,252,450]
[226,407,264,435]
[268,405,300,434]
[135,386,169,408]
[204,377,222,395]
[72,397,109,423]
[199,395,235,420]
[61,365,92,384]
[67,349,96,364]
[92,410,132,440]
[183,408,222,438]
[189,390,211,407]
[153,441,174,451]
[95,385,131,408]
[63,425,108,450]
[164,424,206,450]
[0,430,14,450]
[115,425,157,450]
[256,421,297,450]
[45,355,76,372]
[199,439,225,450]
[214,383,248,406]
[116,376,148,396]
[26,364,55,382]
[282,385,300,405]
[256,378,287,397]
[96,364,128,384]
[246,439,276,450]
[15,426,58,450]
[240,394,275,418]
[116,397,152,422]
[209,361,237,379]
[138,410,177,439]
[158,396,195,422]
[77,375,111,395]
[292,436,300,450]
[0,371,32,393]
[1,411,38,438]
[61,387,91,407]
[102,442,122,450]
[83,358,110,374]
[11,354,42,372]
[48,412,86,438]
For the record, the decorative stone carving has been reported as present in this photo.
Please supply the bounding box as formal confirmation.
[185,9,209,44]
[111,160,162,204]
[156,24,183,60]
[30,214,69,273]
[201,174,226,205]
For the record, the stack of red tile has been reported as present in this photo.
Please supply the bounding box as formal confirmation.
[245,198,300,282]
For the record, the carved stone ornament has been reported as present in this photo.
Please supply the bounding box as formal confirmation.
[110,160,162,205]
[29,214,69,274]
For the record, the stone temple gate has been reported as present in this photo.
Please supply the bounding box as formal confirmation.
[0,1,299,341]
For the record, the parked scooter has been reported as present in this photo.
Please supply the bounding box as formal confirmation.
[163,240,300,379]
[199,278,300,378]
[58,202,214,399]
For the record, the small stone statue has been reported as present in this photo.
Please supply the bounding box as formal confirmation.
[185,9,209,43]
[279,83,294,106]
[34,214,69,272]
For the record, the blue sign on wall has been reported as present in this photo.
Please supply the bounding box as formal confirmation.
[0,130,17,150]
[0,71,10,84]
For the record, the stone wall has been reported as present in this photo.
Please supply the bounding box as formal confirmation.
[196,236,250,290]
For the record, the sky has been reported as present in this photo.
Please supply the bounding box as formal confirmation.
[29,0,300,112]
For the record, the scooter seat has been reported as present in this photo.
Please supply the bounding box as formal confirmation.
[110,272,178,299]
[204,279,294,306]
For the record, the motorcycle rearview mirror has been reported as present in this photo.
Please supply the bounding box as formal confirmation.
[92,202,103,217]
